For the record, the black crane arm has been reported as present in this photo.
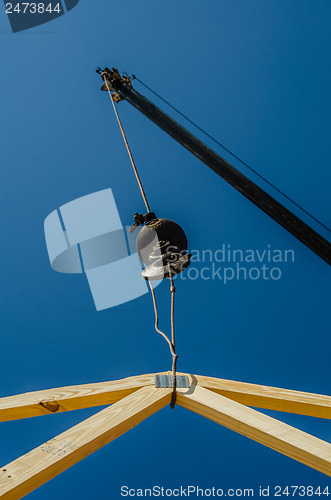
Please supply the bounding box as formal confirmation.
[97,67,331,266]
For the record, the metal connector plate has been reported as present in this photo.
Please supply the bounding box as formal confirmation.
[154,374,190,388]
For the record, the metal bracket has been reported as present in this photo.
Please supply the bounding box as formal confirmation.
[154,374,190,389]
[98,67,132,102]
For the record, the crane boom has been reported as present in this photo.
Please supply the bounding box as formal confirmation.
[98,68,331,266]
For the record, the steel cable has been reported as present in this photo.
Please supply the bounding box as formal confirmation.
[103,78,151,213]
[148,277,178,409]
[103,75,179,407]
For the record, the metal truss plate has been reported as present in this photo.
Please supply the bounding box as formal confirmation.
[154,374,190,389]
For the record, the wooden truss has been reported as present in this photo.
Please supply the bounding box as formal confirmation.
[0,372,331,499]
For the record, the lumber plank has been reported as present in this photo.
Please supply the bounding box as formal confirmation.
[177,385,331,476]
[0,386,171,499]
[0,373,160,422]
[193,374,331,419]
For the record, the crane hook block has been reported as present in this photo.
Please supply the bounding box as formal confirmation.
[134,214,191,280]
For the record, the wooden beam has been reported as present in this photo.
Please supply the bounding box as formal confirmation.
[2,372,330,422]
[177,385,331,476]
[0,386,171,499]
[0,373,160,422]
[193,374,331,419]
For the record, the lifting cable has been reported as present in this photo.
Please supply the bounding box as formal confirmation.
[104,79,151,213]
[103,77,178,408]
[169,267,177,408]
[129,74,330,235]
[149,276,178,409]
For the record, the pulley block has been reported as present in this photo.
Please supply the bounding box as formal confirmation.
[131,212,191,280]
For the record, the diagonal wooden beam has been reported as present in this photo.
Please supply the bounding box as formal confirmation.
[193,374,331,419]
[0,386,171,500]
[0,373,162,422]
[3,370,330,423]
[177,385,331,476]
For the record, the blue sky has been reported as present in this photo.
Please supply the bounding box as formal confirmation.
[0,1,330,498]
